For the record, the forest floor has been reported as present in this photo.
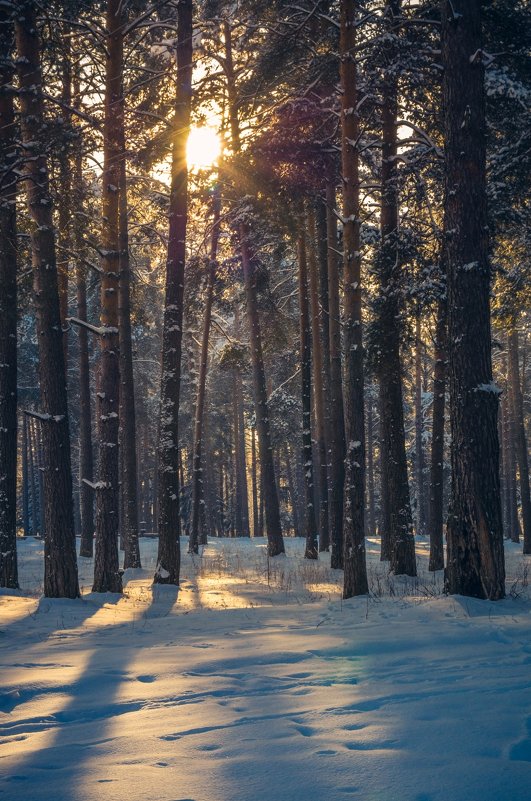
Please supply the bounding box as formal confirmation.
[1,535,531,801]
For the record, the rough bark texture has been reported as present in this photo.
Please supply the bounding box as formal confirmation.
[0,3,18,588]
[73,88,95,559]
[298,231,318,560]
[376,0,416,576]
[414,314,427,536]
[308,208,330,553]
[326,181,346,569]
[366,391,376,538]
[251,427,260,536]
[428,299,447,571]
[340,0,368,598]
[15,1,79,598]
[442,0,505,600]
[118,90,141,570]
[190,188,221,552]
[57,21,71,370]
[93,0,124,594]
[508,328,531,551]
[155,0,193,584]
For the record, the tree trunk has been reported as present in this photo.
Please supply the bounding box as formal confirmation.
[57,21,72,371]
[428,299,447,571]
[0,3,18,587]
[15,1,79,598]
[366,388,376,538]
[235,368,250,537]
[308,207,330,552]
[506,353,521,543]
[442,0,505,600]
[284,444,301,537]
[155,0,193,584]
[326,181,346,569]
[340,0,368,598]
[118,85,141,570]
[190,188,221,552]
[92,0,125,594]
[251,425,259,537]
[415,312,427,536]
[377,0,416,576]
[508,328,531,551]
[298,230,318,559]
[74,110,95,559]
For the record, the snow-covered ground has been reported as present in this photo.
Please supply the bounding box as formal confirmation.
[1,535,531,801]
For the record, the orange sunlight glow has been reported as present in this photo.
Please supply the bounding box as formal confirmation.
[187,126,221,170]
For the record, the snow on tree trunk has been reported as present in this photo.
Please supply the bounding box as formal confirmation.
[15,0,79,599]
[442,0,505,600]
[340,0,368,598]
[155,0,193,585]
[0,2,18,589]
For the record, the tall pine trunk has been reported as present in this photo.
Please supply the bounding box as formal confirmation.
[414,313,427,536]
[340,0,368,598]
[442,0,505,600]
[73,78,95,559]
[428,298,447,571]
[15,1,79,598]
[155,0,193,584]
[298,230,318,559]
[377,0,416,576]
[92,0,125,594]
[326,181,346,569]
[190,188,221,552]
[118,83,141,569]
[0,3,18,588]
[308,207,329,552]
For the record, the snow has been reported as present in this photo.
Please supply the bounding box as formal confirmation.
[1,536,531,801]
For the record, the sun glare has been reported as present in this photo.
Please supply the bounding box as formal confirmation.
[187,126,221,170]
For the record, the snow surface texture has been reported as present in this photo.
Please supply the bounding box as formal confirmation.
[1,536,531,801]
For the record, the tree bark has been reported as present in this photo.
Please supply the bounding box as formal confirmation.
[340,0,368,598]
[366,388,376,538]
[508,328,531,551]
[73,94,95,559]
[57,20,72,370]
[190,188,221,552]
[15,1,79,598]
[442,0,505,599]
[376,0,416,576]
[326,180,346,568]
[251,425,259,536]
[428,299,447,571]
[118,79,141,570]
[92,0,125,594]
[415,312,427,536]
[308,207,330,552]
[0,3,18,587]
[298,230,319,559]
[155,0,193,584]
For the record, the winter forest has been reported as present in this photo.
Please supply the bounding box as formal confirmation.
[1,0,530,799]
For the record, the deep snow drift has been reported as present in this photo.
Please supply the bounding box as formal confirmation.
[1,536,531,801]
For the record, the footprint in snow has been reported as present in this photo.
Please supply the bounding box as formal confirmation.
[136,674,156,683]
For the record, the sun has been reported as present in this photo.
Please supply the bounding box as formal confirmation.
[187,126,221,170]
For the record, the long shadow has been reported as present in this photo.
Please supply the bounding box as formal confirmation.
[0,584,178,801]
